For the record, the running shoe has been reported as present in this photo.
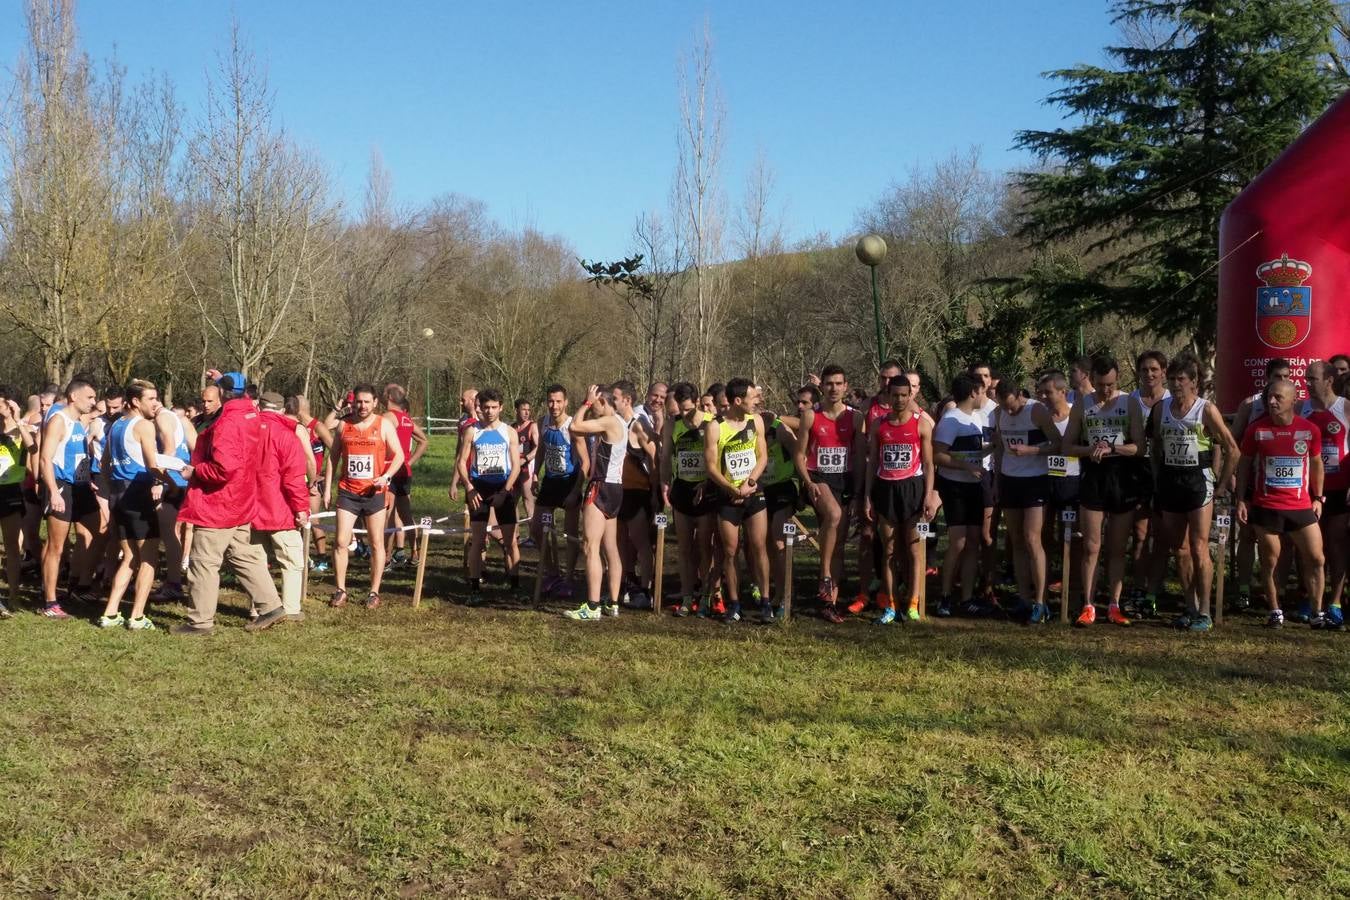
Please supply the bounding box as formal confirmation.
[936,596,953,618]
[1294,603,1312,624]
[97,612,125,629]
[1234,590,1251,610]
[874,592,892,615]
[1107,605,1131,626]
[1188,614,1212,633]
[311,560,331,574]
[1326,605,1345,629]
[1173,611,1193,630]
[711,595,726,617]
[906,601,921,622]
[1029,602,1048,625]
[602,601,620,618]
[151,582,186,602]
[821,604,845,624]
[723,603,741,624]
[846,594,868,615]
[1265,609,1284,628]
[553,579,576,600]
[925,566,938,577]
[41,603,71,620]
[0,600,10,619]
[773,604,785,621]
[563,603,603,621]
[1074,604,1096,627]
[759,601,775,624]
[627,589,653,610]
[328,588,347,608]
[1310,612,1328,629]
[675,597,692,618]
[962,599,985,617]
[816,577,836,606]
[748,584,763,605]
[874,607,896,626]
[1141,594,1159,618]
[127,616,156,632]
[365,592,381,610]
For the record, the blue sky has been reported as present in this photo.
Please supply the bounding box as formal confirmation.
[1,0,1119,258]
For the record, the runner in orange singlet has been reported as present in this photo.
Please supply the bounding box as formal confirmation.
[330,384,404,610]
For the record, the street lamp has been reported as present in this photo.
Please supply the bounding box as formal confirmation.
[422,328,435,429]
[855,234,888,368]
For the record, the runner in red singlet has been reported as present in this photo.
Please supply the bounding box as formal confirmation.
[382,385,428,568]
[286,394,333,569]
[1236,379,1326,628]
[852,359,903,614]
[863,376,938,623]
[794,364,865,623]
[1304,361,1347,628]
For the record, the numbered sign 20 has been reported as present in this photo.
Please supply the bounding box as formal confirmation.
[654,513,669,528]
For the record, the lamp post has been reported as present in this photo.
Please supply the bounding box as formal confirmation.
[855,234,888,368]
[422,328,435,428]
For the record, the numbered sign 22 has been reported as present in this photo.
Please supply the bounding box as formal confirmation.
[418,516,433,528]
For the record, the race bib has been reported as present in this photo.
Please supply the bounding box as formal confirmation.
[1321,442,1340,474]
[1263,455,1302,489]
[73,454,92,484]
[1047,454,1080,478]
[724,448,756,481]
[1087,424,1124,447]
[677,450,706,479]
[815,446,848,474]
[1002,431,1028,452]
[951,450,984,467]
[881,442,914,472]
[1164,434,1199,467]
[475,443,507,476]
[544,444,569,476]
[0,454,11,478]
[347,454,374,480]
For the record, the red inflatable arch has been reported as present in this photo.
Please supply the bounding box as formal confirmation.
[1217,91,1350,412]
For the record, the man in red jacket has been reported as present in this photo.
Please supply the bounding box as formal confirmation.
[254,392,311,621]
[171,376,285,635]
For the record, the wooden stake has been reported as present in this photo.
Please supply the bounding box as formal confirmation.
[915,520,931,618]
[412,520,432,610]
[789,515,821,552]
[1060,508,1077,624]
[300,521,312,606]
[653,514,668,614]
[461,507,471,574]
[782,520,797,621]
[1213,504,1232,626]
[534,511,553,606]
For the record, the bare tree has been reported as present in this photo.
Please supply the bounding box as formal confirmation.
[0,0,124,382]
[179,23,337,382]
[674,18,729,387]
[733,149,785,383]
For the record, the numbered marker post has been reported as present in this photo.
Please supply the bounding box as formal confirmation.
[1212,507,1233,626]
[781,521,797,621]
[412,517,433,609]
[1060,508,1078,624]
[300,521,313,606]
[914,519,933,617]
[461,507,471,573]
[652,513,668,614]
[790,515,820,552]
[534,511,554,606]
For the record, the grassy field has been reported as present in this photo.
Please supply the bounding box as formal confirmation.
[2,436,1347,898]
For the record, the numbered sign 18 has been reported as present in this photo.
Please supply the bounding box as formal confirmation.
[915,520,932,538]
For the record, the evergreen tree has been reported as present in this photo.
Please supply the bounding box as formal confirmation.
[1015,0,1345,360]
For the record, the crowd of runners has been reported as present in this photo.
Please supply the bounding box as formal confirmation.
[3,349,1349,635]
